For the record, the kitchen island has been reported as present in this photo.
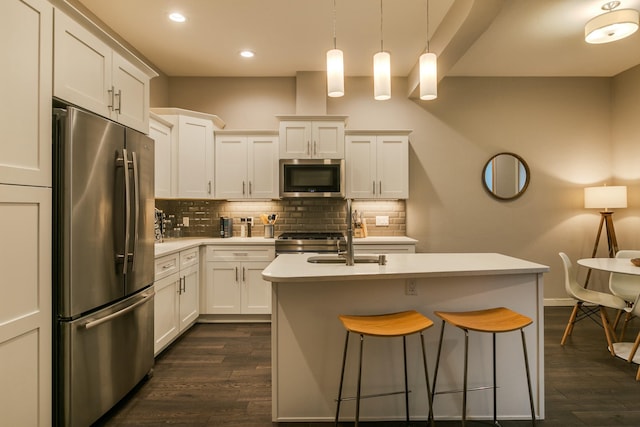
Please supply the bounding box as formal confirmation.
[262,252,549,423]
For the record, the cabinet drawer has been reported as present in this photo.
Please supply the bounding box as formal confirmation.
[206,245,275,262]
[180,248,199,269]
[155,253,179,280]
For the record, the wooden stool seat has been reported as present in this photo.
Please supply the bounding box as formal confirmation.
[434,307,532,333]
[335,310,435,427]
[339,310,434,337]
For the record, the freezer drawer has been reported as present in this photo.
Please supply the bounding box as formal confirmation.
[57,288,154,427]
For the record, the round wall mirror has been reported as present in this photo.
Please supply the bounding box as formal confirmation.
[482,152,530,201]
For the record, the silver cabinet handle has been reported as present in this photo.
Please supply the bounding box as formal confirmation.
[242,267,246,282]
[249,181,252,195]
[177,277,182,295]
[235,266,238,282]
[208,180,212,194]
[373,181,376,194]
[379,181,382,194]
[84,293,153,329]
[313,141,317,156]
[243,181,246,195]
[107,86,114,110]
[307,141,311,155]
[115,89,122,113]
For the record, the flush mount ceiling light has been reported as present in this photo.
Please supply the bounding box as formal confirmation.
[585,1,639,44]
[373,0,391,100]
[419,0,437,100]
[168,12,186,23]
[239,50,255,58]
[326,0,344,97]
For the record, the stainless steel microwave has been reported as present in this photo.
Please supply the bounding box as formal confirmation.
[280,159,344,198]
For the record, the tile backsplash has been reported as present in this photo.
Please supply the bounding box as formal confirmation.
[155,199,406,238]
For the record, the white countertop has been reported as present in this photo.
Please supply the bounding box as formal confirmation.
[262,252,549,283]
[154,237,276,257]
[154,235,417,257]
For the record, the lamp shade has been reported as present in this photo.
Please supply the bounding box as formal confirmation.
[326,49,344,97]
[584,185,628,209]
[373,51,391,100]
[419,52,437,100]
[585,8,639,44]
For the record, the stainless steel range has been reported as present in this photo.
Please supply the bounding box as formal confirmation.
[275,232,346,254]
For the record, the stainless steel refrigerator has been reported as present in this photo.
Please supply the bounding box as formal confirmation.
[53,104,155,427]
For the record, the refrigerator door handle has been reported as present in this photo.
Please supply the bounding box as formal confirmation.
[83,293,153,330]
[131,151,140,272]
[123,148,131,277]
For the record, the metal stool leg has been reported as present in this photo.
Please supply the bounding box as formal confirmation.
[335,331,350,426]
[431,319,446,409]
[355,334,364,427]
[520,329,536,426]
[493,333,497,426]
[402,336,409,422]
[420,331,435,427]
[462,329,469,427]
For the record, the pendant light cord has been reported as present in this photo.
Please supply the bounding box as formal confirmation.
[380,0,384,52]
[332,0,337,49]
[426,0,430,52]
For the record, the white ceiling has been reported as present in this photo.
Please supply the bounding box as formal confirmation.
[75,0,640,79]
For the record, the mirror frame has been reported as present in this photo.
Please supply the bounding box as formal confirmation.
[482,152,530,201]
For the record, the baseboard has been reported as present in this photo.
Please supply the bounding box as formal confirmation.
[543,298,575,306]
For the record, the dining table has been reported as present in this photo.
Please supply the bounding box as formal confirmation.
[577,257,640,367]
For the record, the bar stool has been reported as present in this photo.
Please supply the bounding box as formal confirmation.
[431,307,536,426]
[334,310,435,427]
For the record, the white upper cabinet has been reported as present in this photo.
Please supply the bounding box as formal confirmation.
[149,114,173,198]
[152,108,224,199]
[346,131,410,199]
[53,9,154,133]
[0,0,52,187]
[278,116,346,159]
[215,131,279,199]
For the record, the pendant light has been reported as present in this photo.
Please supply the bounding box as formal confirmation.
[327,0,344,97]
[374,0,391,100]
[419,0,437,100]
[585,1,639,44]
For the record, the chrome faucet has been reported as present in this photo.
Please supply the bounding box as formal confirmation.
[345,198,355,266]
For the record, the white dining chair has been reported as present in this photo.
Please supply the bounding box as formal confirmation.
[609,250,640,338]
[559,252,628,355]
[611,293,640,381]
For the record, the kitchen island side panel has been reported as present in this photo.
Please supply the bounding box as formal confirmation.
[271,273,544,422]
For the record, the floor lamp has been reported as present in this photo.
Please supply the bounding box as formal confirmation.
[561,185,628,346]
[583,185,627,288]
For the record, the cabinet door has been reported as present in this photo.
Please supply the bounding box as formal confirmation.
[346,135,377,199]
[153,272,180,355]
[248,136,279,199]
[177,115,215,198]
[215,135,248,199]
[1,0,52,187]
[312,121,344,159]
[179,264,200,330]
[53,9,112,118]
[279,121,311,158]
[377,135,409,199]
[241,261,272,314]
[111,53,149,133]
[0,184,51,426]
[204,261,241,314]
[150,118,172,198]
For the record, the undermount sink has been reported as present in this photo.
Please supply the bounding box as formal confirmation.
[307,255,381,264]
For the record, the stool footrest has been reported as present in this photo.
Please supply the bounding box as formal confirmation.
[434,385,496,395]
[336,389,411,402]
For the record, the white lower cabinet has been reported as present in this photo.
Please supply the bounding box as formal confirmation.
[153,248,199,355]
[204,246,275,315]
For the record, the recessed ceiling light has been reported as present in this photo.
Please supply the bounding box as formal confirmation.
[168,12,186,23]
[239,50,255,58]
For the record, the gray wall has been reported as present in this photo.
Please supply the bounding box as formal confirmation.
[150,69,640,301]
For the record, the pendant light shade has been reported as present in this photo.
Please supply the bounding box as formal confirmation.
[327,0,344,97]
[419,52,437,100]
[374,51,391,100]
[585,2,639,44]
[327,48,344,97]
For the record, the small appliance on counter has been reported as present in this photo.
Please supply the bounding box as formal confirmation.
[220,217,233,238]
[154,208,166,242]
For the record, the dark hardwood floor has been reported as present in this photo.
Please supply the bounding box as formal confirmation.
[95,307,639,427]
